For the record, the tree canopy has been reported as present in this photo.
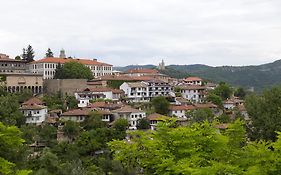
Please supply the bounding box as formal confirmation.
[45,48,54,57]
[151,96,170,115]
[54,62,93,80]
[22,45,35,63]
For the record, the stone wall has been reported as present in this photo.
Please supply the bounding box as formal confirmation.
[44,79,89,96]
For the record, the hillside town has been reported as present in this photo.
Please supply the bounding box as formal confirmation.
[0,50,248,132]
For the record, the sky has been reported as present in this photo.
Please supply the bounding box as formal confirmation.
[0,0,281,66]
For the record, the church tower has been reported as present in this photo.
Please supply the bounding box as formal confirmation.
[158,59,165,70]
[59,49,66,58]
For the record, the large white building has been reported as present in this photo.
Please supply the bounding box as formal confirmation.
[29,57,112,79]
[179,85,207,103]
[120,80,172,102]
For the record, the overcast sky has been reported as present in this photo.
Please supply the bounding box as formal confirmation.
[0,0,281,66]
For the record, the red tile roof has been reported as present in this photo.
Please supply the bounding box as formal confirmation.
[146,113,169,121]
[23,97,45,106]
[112,105,144,113]
[184,77,202,81]
[126,68,159,74]
[193,103,217,109]
[61,109,90,116]
[30,57,112,66]
[169,105,195,111]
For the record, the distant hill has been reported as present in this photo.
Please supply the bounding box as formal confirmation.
[114,65,156,72]
[114,60,281,91]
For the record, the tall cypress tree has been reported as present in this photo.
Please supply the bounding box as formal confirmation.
[22,45,35,62]
[45,48,54,57]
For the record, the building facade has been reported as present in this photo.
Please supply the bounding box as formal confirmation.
[29,57,112,79]
[179,85,207,103]
[0,53,27,73]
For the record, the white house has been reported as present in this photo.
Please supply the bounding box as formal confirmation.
[60,108,113,123]
[169,105,195,118]
[179,85,207,103]
[112,105,146,130]
[183,77,203,86]
[120,82,149,102]
[29,54,112,79]
[20,97,48,125]
[74,87,123,108]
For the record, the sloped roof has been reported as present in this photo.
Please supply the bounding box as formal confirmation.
[193,103,217,109]
[146,113,169,121]
[126,68,159,74]
[20,104,46,110]
[169,105,195,111]
[61,109,90,116]
[23,97,44,106]
[30,57,112,66]
[112,105,144,113]
[126,82,147,88]
[184,77,202,81]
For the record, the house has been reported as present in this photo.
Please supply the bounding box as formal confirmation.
[179,85,207,103]
[0,53,27,73]
[146,113,169,130]
[60,108,113,123]
[184,77,203,86]
[29,55,112,79]
[20,97,48,124]
[120,82,149,102]
[146,80,173,98]
[120,80,173,102]
[169,105,195,118]
[86,101,122,111]
[112,105,146,130]
[74,87,124,107]
[223,100,236,110]
[125,68,159,77]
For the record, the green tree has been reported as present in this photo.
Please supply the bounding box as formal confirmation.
[54,62,93,80]
[234,87,246,99]
[63,121,80,141]
[188,108,215,123]
[45,48,54,57]
[245,86,281,141]
[82,111,105,131]
[15,56,21,60]
[22,45,35,63]
[213,82,233,100]
[206,93,223,107]
[136,118,150,130]
[0,122,31,175]
[151,96,170,115]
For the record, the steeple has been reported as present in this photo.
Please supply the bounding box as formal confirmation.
[158,59,165,70]
[59,49,66,58]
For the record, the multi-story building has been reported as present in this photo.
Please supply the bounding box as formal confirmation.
[20,97,48,125]
[120,82,149,102]
[146,80,172,98]
[0,53,27,73]
[74,87,123,108]
[29,57,113,79]
[112,105,146,130]
[183,77,203,86]
[179,85,207,103]
[120,80,172,102]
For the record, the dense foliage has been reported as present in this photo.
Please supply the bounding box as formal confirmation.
[109,120,281,174]
[245,86,281,141]
[54,62,93,80]
[151,96,170,115]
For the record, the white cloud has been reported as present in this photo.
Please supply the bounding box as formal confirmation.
[0,0,280,66]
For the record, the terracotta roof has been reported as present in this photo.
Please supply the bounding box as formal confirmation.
[78,87,122,93]
[146,113,169,121]
[193,103,217,109]
[61,109,90,116]
[23,97,44,106]
[169,105,195,111]
[112,105,144,113]
[179,85,206,90]
[184,77,202,81]
[87,101,122,110]
[126,82,147,88]
[30,57,112,66]
[223,100,235,104]
[98,75,135,81]
[20,104,46,110]
[126,68,159,74]
[0,54,26,62]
